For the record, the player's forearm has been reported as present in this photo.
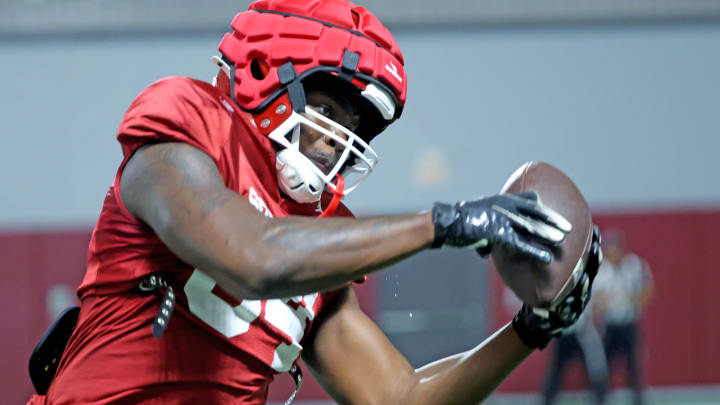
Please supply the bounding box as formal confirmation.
[403,323,532,405]
[256,212,433,295]
[209,207,435,299]
[124,142,435,299]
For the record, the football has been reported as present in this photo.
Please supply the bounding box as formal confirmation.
[491,161,593,308]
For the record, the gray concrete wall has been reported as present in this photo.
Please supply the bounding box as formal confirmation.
[2,22,719,228]
[4,0,720,36]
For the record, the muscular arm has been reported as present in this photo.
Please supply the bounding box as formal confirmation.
[120,142,434,299]
[302,286,532,405]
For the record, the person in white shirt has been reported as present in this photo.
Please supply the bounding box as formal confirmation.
[593,229,654,405]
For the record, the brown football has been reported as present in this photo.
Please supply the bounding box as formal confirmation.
[490,161,593,308]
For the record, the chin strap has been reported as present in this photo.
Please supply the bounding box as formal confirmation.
[319,175,345,218]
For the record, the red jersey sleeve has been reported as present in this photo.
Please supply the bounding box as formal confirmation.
[116,76,230,166]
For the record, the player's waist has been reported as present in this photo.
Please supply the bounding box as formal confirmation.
[79,275,297,370]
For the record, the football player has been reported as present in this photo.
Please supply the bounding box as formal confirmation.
[34,1,601,404]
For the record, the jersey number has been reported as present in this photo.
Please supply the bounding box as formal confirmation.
[183,269,317,371]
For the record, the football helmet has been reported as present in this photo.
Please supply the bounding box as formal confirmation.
[214,0,407,207]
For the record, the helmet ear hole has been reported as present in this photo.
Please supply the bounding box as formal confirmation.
[250,58,269,80]
[351,10,360,28]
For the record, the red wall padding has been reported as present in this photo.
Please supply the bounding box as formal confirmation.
[0,231,90,405]
[492,209,720,392]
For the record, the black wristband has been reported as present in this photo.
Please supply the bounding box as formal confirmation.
[511,309,553,350]
[430,202,456,249]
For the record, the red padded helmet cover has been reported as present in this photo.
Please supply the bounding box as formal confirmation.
[218,0,406,115]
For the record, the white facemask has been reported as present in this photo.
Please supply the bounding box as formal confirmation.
[269,106,378,203]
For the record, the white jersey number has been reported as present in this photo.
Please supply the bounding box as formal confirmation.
[183,269,317,372]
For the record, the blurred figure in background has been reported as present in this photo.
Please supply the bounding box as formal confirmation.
[593,229,654,405]
[540,310,608,405]
[503,287,608,405]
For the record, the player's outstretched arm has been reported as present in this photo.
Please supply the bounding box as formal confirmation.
[302,231,603,405]
[302,286,532,405]
[121,142,434,299]
[121,142,570,300]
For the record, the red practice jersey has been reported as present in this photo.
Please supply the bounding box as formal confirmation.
[45,77,354,405]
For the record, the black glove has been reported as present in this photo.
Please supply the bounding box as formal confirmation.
[431,192,572,264]
[512,226,602,349]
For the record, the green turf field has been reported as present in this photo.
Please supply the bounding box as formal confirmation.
[535,397,720,405]
[273,387,720,405]
[487,386,720,405]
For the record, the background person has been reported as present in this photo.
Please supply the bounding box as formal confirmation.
[593,229,654,405]
[540,310,608,405]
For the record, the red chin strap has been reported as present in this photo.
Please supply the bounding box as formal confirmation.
[319,174,345,218]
